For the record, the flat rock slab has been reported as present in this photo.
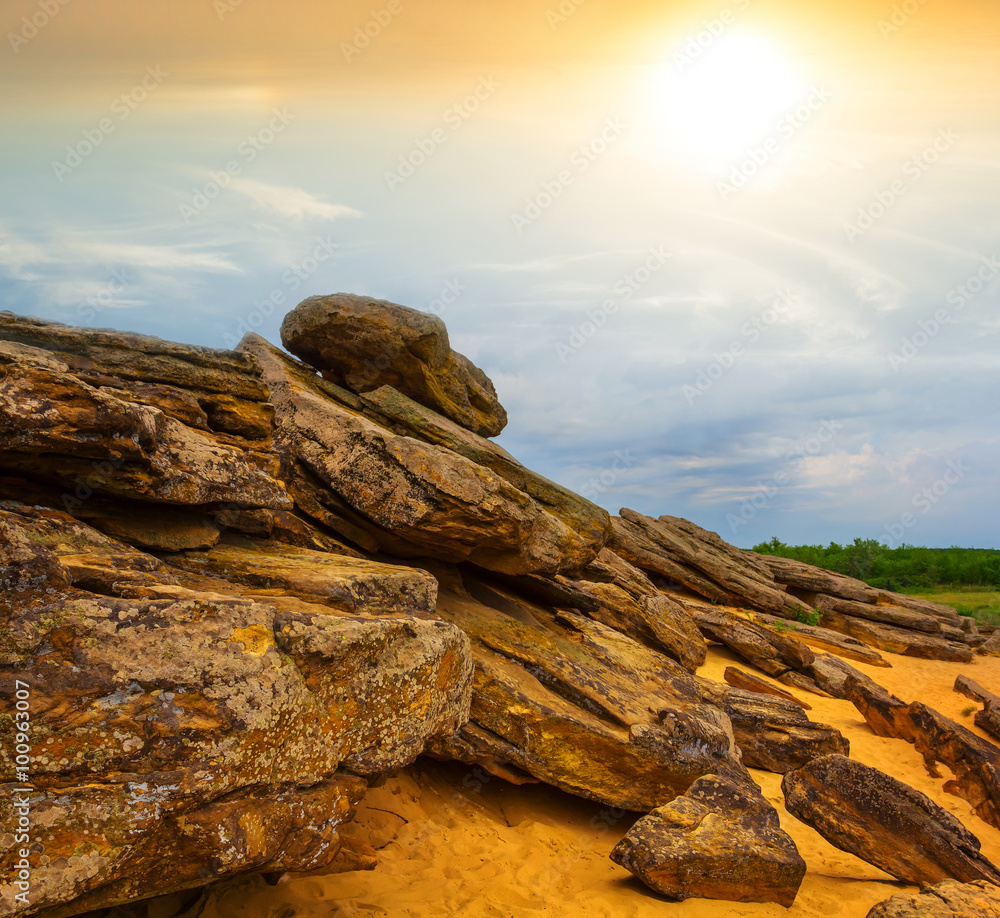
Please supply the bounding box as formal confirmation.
[848,680,1000,830]
[698,679,848,774]
[611,775,806,907]
[781,755,1000,887]
[690,606,814,677]
[955,674,1000,743]
[866,880,1000,917]
[724,666,812,709]
[280,293,507,437]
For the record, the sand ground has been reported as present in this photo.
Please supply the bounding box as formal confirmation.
[179,648,1000,918]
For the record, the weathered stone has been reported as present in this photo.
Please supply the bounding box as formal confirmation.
[165,540,439,618]
[0,585,473,915]
[782,755,1000,887]
[697,678,848,773]
[724,666,811,709]
[73,500,222,551]
[807,653,889,699]
[280,293,507,437]
[955,675,1000,743]
[689,606,814,678]
[0,331,290,513]
[819,606,973,663]
[847,681,1000,830]
[753,612,888,666]
[426,568,750,811]
[816,593,943,633]
[979,632,1000,657]
[611,775,806,906]
[240,336,606,576]
[866,880,1000,917]
[611,511,814,620]
[758,553,881,603]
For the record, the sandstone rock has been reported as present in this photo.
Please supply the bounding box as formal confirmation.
[426,568,750,810]
[689,606,814,678]
[847,680,1000,830]
[0,317,290,513]
[819,606,973,663]
[757,553,881,603]
[752,612,888,666]
[816,593,943,634]
[610,775,806,906]
[979,632,1000,657]
[240,334,608,576]
[866,880,1000,917]
[611,511,814,620]
[0,581,473,915]
[724,666,811,709]
[697,679,848,773]
[954,675,1000,743]
[806,653,889,699]
[165,540,439,618]
[280,293,507,437]
[781,755,1000,887]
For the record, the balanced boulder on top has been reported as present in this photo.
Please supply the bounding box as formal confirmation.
[280,293,508,438]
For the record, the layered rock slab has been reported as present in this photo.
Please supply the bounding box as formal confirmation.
[240,335,609,576]
[781,755,1000,887]
[280,293,507,437]
[847,679,1000,830]
[610,775,806,906]
[0,508,473,916]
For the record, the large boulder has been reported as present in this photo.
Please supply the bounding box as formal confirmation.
[280,294,507,437]
[0,506,473,917]
[610,775,806,906]
[781,755,1000,887]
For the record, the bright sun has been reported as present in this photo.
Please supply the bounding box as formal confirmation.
[652,33,807,166]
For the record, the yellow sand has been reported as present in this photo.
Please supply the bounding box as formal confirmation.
[189,649,1000,918]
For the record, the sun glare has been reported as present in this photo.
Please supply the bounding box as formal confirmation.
[651,33,808,167]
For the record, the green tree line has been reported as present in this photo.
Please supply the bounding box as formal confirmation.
[751,537,1000,589]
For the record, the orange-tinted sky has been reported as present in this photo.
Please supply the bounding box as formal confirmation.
[2,0,999,548]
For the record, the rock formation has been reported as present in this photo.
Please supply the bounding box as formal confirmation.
[1,301,993,915]
[610,775,806,906]
[280,294,507,437]
[781,755,1000,887]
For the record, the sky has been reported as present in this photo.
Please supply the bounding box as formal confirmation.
[1,0,998,550]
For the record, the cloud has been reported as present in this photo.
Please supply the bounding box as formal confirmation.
[229,179,362,221]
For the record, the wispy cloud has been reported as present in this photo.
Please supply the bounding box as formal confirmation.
[229,179,362,221]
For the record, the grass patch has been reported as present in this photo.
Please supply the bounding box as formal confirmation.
[902,587,1000,628]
